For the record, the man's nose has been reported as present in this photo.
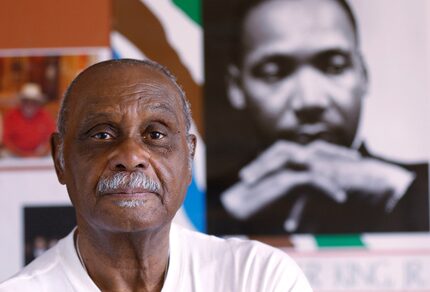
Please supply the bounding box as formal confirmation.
[108,137,150,171]
[290,67,329,121]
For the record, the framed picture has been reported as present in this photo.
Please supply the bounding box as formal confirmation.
[24,206,76,264]
[205,0,430,235]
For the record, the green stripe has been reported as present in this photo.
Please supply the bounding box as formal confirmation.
[315,234,365,248]
[172,0,201,26]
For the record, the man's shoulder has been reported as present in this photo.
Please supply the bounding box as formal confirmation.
[170,224,312,291]
[173,223,286,256]
[361,145,428,171]
[172,225,302,271]
[0,245,62,291]
[0,231,83,292]
[3,108,22,122]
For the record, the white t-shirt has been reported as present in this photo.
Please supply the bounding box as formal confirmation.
[0,224,312,291]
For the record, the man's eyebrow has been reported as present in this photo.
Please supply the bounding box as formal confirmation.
[79,112,114,129]
[313,48,352,57]
[249,49,354,70]
[254,53,295,63]
[146,102,178,117]
[255,48,352,62]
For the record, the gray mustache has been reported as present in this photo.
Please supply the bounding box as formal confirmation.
[97,172,161,195]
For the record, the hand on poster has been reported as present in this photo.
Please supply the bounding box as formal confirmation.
[221,140,415,232]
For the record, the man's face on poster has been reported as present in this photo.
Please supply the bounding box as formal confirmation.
[228,0,368,147]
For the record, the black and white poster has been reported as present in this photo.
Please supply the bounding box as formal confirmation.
[205,0,430,235]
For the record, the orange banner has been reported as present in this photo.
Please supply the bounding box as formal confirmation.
[0,0,110,49]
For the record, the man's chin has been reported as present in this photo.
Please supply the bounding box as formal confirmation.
[93,217,166,234]
[89,203,168,233]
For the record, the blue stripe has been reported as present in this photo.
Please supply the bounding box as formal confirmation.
[183,173,206,232]
[112,48,121,60]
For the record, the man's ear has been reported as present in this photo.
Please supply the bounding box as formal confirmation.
[186,133,197,184]
[187,134,197,159]
[226,64,247,110]
[50,132,66,185]
[358,52,369,97]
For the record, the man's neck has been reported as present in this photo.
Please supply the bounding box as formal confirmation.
[75,223,171,292]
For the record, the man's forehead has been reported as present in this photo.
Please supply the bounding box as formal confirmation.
[244,0,352,24]
[74,64,177,92]
[69,64,182,105]
[80,101,180,127]
[242,0,356,54]
[74,82,177,100]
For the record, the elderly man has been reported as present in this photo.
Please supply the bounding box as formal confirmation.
[208,0,429,234]
[0,59,311,291]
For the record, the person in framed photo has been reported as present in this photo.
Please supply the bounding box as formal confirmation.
[2,83,56,157]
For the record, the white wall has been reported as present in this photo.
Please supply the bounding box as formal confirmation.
[0,158,70,281]
[350,0,430,163]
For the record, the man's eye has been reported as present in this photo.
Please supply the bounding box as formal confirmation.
[250,58,296,83]
[314,52,352,75]
[148,131,165,140]
[92,132,113,140]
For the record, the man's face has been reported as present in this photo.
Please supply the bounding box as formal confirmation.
[21,98,42,119]
[54,64,194,233]
[229,0,368,147]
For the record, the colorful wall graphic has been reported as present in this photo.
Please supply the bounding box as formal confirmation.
[0,1,429,291]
